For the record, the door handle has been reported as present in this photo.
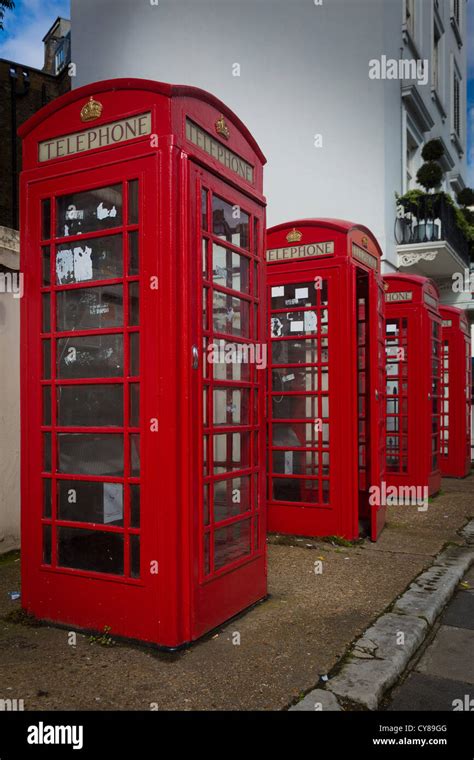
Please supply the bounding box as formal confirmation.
[192,345,199,370]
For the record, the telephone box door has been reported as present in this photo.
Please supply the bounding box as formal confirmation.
[369,277,386,540]
[188,166,266,636]
[22,157,162,643]
[267,264,350,538]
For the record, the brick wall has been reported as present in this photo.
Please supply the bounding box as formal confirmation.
[0,60,70,229]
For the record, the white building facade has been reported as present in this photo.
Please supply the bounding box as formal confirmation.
[70,0,469,301]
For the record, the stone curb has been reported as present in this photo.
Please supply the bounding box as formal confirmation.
[289,519,474,711]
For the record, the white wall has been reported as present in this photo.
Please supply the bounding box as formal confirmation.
[71,0,407,265]
[0,232,20,552]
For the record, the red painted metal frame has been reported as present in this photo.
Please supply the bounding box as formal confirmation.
[266,219,386,541]
[439,306,471,478]
[19,79,267,648]
[383,274,442,497]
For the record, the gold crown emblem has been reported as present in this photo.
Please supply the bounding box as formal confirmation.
[286,228,303,243]
[80,97,103,122]
[361,236,369,248]
[215,115,230,140]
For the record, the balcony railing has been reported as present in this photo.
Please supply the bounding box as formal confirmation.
[395,193,471,268]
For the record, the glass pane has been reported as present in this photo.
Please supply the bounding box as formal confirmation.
[272,421,328,447]
[130,534,140,578]
[213,432,250,474]
[43,386,51,425]
[130,332,139,376]
[56,185,122,237]
[41,199,51,240]
[129,282,139,325]
[43,478,51,518]
[213,292,250,337]
[272,366,318,392]
[202,238,208,278]
[57,334,124,379]
[57,384,123,427]
[213,388,250,426]
[43,432,51,472]
[130,434,140,476]
[212,196,249,250]
[128,231,139,275]
[214,519,251,570]
[128,180,139,225]
[209,339,251,381]
[130,484,140,528]
[55,235,122,285]
[56,285,123,332]
[204,532,211,575]
[272,395,318,420]
[271,311,317,338]
[213,475,251,522]
[203,485,210,525]
[271,282,317,310]
[201,188,208,230]
[42,293,50,333]
[272,478,319,503]
[212,244,250,294]
[271,338,318,365]
[42,247,51,285]
[272,450,323,476]
[58,527,124,575]
[57,433,123,476]
[43,525,52,564]
[130,384,139,427]
[43,340,51,380]
[57,480,124,525]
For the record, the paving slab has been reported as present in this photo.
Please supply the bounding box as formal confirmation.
[415,626,474,685]
[388,672,473,711]
[440,591,474,630]
[0,476,472,711]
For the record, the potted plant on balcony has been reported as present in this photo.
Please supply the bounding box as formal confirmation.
[413,139,444,242]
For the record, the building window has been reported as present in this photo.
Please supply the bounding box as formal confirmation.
[406,0,415,39]
[406,132,418,191]
[55,44,65,74]
[450,0,462,45]
[452,0,460,27]
[453,69,460,137]
[432,23,441,92]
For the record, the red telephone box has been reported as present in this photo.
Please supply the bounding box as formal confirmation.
[19,79,267,648]
[383,274,441,498]
[439,306,471,478]
[266,219,386,541]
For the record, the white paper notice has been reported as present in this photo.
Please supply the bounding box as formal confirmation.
[103,483,123,524]
[304,311,317,331]
[295,287,308,300]
[290,321,304,332]
[272,286,284,297]
[284,451,293,474]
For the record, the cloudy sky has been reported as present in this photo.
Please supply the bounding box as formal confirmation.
[0,0,473,186]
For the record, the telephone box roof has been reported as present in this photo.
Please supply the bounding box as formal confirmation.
[268,218,384,258]
[18,77,266,164]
